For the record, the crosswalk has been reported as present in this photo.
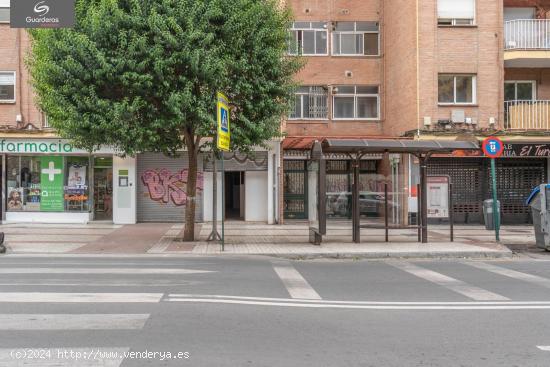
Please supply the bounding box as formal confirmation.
[0,258,550,365]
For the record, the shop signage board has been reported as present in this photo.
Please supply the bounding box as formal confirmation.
[427,176,450,218]
[0,139,116,154]
[40,156,64,211]
[503,143,550,157]
[217,92,230,152]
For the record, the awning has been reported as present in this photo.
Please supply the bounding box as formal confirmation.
[321,139,479,154]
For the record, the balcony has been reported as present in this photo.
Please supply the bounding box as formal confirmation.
[505,100,550,130]
[504,20,550,67]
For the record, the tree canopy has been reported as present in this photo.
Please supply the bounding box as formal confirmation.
[29,0,302,239]
[30,0,300,154]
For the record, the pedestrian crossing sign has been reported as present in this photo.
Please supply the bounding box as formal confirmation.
[217,92,230,151]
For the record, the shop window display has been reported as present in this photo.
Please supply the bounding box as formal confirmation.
[65,157,90,212]
[6,155,90,212]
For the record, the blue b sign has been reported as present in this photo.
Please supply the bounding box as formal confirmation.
[482,137,504,159]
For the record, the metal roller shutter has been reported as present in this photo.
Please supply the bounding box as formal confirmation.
[137,152,203,222]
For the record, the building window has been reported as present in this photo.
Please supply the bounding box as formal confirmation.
[288,22,328,56]
[6,155,90,213]
[504,81,535,101]
[289,86,328,119]
[333,86,379,120]
[438,75,476,104]
[0,6,9,23]
[332,21,379,56]
[0,72,15,102]
[438,0,475,25]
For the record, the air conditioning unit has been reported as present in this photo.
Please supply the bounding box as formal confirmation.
[423,116,432,126]
[451,110,465,123]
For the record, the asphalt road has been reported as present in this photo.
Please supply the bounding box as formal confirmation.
[0,254,550,366]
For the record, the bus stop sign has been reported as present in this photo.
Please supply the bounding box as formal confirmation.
[482,137,504,158]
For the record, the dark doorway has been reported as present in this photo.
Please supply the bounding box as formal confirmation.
[225,171,245,220]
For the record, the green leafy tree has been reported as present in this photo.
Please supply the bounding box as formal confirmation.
[28,0,301,240]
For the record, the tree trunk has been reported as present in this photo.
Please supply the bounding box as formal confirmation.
[183,132,198,241]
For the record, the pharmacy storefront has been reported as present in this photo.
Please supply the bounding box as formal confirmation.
[1,137,136,224]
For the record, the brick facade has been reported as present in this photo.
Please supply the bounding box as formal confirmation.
[0,26,43,129]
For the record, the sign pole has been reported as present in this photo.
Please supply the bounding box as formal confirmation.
[482,137,504,243]
[221,155,225,251]
[216,92,230,251]
[207,150,221,242]
[490,158,500,241]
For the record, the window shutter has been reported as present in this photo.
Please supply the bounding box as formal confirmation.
[438,0,475,19]
[0,73,14,85]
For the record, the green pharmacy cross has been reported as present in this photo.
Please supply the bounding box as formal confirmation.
[42,161,62,181]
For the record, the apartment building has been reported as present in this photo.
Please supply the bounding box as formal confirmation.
[281,0,550,226]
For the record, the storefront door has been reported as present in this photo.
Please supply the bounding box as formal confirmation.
[93,157,112,220]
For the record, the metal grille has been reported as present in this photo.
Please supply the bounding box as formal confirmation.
[283,160,307,219]
[427,158,483,218]
[428,158,547,223]
[488,159,546,216]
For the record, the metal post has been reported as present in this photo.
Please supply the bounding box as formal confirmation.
[384,183,389,243]
[318,157,327,235]
[417,183,421,242]
[207,151,221,242]
[352,158,360,243]
[449,182,454,242]
[490,158,500,241]
[221,155,225,251]
[419,156,428,243]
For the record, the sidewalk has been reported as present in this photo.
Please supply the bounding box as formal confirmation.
[0,221,529,258]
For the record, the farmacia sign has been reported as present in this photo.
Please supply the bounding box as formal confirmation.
[0,140,74,154]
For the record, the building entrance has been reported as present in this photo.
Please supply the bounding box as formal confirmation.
[93,157,113,220]
[225,171,245,220]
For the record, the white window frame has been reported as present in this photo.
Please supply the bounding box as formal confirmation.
[0,71,16,103]
[437,0,476,26]
[332,85,380,121]
[288,22,328,57]
[332,22,380,57]
[438,74,477,105]
[289,86,329,120]
[0,0,9,23]
[504,80,536,101]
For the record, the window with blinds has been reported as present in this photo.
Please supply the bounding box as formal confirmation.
[0,72,15,102]
[437,0,475,25]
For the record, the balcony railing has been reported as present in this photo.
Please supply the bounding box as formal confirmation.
[505,19,550,50]
[505,100,550,130]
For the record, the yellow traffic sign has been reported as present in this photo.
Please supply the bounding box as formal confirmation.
[217,92,230,151]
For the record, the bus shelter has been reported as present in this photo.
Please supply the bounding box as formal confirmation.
[310,139,480,244]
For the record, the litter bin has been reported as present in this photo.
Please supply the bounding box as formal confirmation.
[526,184,550,250]
[483,199,501,230]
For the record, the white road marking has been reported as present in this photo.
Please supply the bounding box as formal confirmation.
[0,292,163,303]
[0,347,128,366]
[0,280,197,287]
[272,261,321,300]
[0,268,214,274]
[537,346,550,351]
[0,314,149,330]
[168,293,550,305]
[464,261,550,289]
[386,261,509,301]
[167,297,550,310]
